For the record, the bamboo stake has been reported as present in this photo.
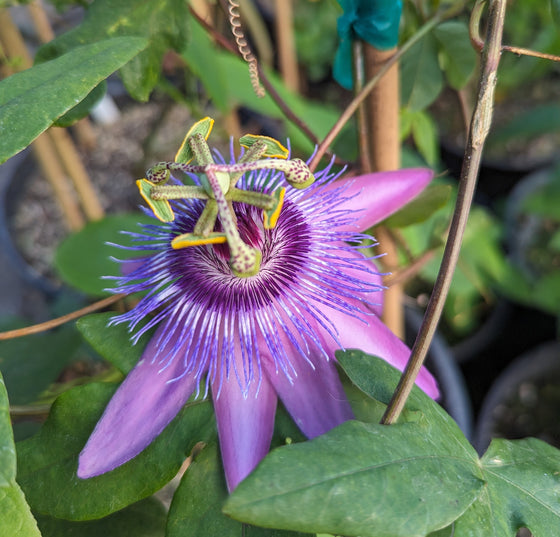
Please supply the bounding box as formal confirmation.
[49,127,105,220]
[274,0,299,92]
[364,45,404,339]
[26,0,105,221]
[0,8,84,230]
[382,0,507,424]
[28,135,85,230]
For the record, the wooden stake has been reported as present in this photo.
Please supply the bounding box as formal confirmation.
[274,0,299,92]
[364,45,405,339]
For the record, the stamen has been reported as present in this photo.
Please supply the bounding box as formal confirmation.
[262,187,286,229]
[171,232,227,249]
[140,120,316,276]
[136,179,174,222]
[174,117,214,164]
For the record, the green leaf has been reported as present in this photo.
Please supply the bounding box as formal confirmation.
[551,0,560,27]
[487,104,560,148]
[17,382,216,520]
[53,82,107,128]
[411,110,439,166]
[54,213,155,296]
[36,497,167,537]
[0,374,16,486]
[401,33,444,111]
[0,323,82,405]
[36,0,191,101]
[0,37,147,164]
[384,183,452,228]
[433,21,477,90]
[452,438,560,536]
[77,312,150,375]
[225,353,483,537]
[167,443,307,537]
[0,373,41,537]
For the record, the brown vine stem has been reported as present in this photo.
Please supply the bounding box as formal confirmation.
[501,45,560,63]
[308,0,468,172]
[0,294,126,341]
[382,0,507,425]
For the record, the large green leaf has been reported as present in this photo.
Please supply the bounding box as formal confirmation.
[433,21,477,90]
[401,32,443,111]
[0,37,147,164]
[225,353,483,537]
[0,322,82,405]
[553,0,560,26]
[17,382,216,520]
[167,442,307,537]
[37,0,191,101]
[55,213,155,296]
[451,438,560,536]
[77,312,151,375]
[0,373,41,537]
[36,497,166,537]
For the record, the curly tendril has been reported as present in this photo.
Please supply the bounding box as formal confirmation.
[228,0,265,98]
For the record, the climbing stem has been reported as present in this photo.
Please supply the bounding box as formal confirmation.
[382,0,507,424]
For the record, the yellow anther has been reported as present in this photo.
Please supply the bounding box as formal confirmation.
[171,232,227,250]
[137,179,175,222]
[263,187,286,229]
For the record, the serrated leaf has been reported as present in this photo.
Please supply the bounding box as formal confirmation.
[167,443,307,537]
[384,183,452,228]
[54,213,155,296]
[0,373,41,537]
[77,312,149,375]
[401,33,444,111]
[225,353,483,537]
[36,0,191,101]
[452,438,560,536]
[0,37,147,164]
[433,21,477,90]
[35,496,166,537]
[16,382,216,520]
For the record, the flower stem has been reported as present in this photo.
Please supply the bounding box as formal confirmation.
[0,294,126,341]
[382,0,507,425]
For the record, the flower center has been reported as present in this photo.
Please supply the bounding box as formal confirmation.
[135,117,316,278]
[170,197,311,309]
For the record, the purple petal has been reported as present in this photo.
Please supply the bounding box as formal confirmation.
[78,324,199,478]
[329,168,434,232]
[212,367,277,491]
[260,330,354,439]
[318,302,440,399]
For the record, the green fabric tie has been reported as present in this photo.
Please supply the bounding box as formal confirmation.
[334,0,403,90]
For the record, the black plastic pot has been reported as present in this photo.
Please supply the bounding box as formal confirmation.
[0,150,62,297]
[474,341,560,453]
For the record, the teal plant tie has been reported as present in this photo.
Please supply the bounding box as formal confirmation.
[333,0,403,90]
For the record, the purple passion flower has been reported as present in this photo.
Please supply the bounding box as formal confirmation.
[78,128,438,491]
